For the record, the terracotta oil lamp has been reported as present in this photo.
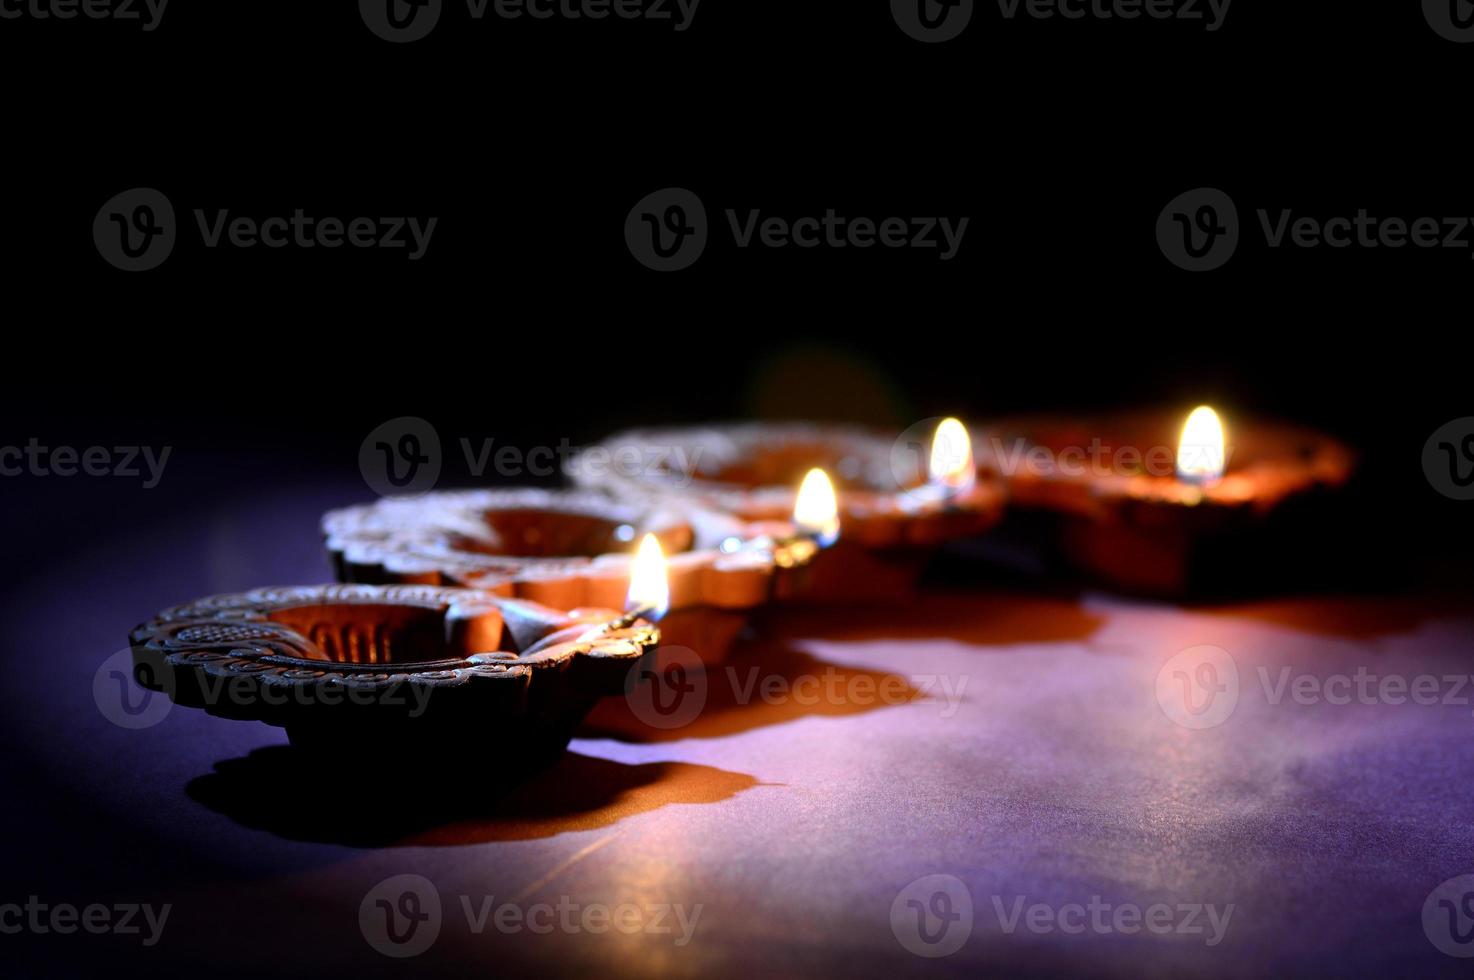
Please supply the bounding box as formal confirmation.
[980,406,1356,595]
[127,583,661,771]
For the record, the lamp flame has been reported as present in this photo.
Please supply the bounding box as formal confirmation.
[794,468,840,547]
[1177,406,1226,484]
[626,533,670,619]
[928,417,976,494]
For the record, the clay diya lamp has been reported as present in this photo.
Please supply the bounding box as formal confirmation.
[570,420,1006,602]
[321,488,819,663]
[126,583,661,771]
[978,406,1357,596]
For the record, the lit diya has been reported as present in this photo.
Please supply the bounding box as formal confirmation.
[126,583,661,769]
[979,407,1356,595]
[322,488,823,661]
[570,420,1005,601]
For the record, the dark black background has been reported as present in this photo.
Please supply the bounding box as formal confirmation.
[3,0,1469,585]
[2,5,1473,978]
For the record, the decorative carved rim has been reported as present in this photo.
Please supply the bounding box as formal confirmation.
[129,584,658,729]
[322,488,808,611]
[569,422,1006,549]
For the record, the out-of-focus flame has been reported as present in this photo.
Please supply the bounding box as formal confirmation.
[1177,406,1226,484]
[794,468,840,547]
[626,533,670,618]
[928,417,976,494]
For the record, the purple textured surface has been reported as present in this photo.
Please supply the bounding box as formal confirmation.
[4,481,1473,978]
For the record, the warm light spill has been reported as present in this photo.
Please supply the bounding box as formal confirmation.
[1177,406,1227,484]
[626,533,670,618]
[793,467,841,546]
[928,417,976,493]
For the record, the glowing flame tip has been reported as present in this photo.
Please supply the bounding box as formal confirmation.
[626,533,670,619]
[1177,405,1226,484]
[793,468,840,547]
[929,417,975,493]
